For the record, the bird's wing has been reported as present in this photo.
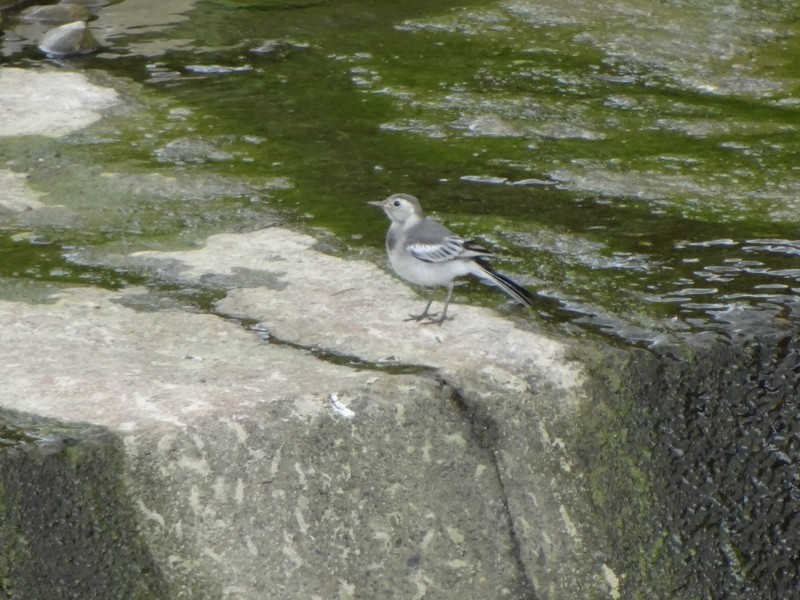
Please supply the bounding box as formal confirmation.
[407,235,464,263]
[407,235,491,263]
[461,239,493,258]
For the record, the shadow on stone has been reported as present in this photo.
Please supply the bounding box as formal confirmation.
[0,408,169,600]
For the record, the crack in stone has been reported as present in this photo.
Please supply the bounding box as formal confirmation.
[441,377,538,600]
[243,320,437,375]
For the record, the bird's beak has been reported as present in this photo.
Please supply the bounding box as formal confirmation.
[367,200,384,208]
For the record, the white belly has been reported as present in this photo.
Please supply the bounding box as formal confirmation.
[389,250,473,287]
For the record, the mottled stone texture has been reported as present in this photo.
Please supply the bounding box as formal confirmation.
[0,275,603,599]
[124,378,529,599]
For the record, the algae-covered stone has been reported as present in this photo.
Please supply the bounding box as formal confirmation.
[21,4,91,24]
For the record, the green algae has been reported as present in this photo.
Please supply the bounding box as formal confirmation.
[2,0,800,330]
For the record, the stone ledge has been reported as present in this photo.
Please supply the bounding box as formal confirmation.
[0,225,617,598]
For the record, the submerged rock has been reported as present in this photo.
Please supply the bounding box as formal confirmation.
[60,0,107,7]
[184,64,254,75]
[153,137,235,164]
[38,20,99,56]
[0,170,46,214]
[21,4,91,24]
[249,38,309,55]
[0,68,119,137]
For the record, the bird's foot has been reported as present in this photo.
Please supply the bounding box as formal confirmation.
[421,315,453,326]
[405,312,453,325]
[404,311,438,322]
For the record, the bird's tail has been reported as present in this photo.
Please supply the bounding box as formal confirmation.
[473,258,535,307]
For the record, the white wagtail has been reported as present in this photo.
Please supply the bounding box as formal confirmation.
[368,193,535,325]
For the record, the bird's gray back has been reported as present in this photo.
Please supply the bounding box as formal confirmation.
[407,217,454,245]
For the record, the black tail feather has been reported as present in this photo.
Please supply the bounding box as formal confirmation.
[474,258,535,307]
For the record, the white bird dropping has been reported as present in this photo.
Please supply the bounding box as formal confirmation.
[328,393,355,420]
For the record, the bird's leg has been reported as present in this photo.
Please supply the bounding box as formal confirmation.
[424,283,455,326]
[405,289,437,322]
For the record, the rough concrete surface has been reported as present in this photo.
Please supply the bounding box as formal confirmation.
[126,228,609,597]
[0,68,619,599]
[0,285,527,598]
[1,232,613,598]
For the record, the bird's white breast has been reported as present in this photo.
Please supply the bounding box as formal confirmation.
[388,243,473,287]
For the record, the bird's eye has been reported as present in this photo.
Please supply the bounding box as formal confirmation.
[393,200,401,207]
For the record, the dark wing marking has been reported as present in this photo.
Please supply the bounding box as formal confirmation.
[461,239,493,258]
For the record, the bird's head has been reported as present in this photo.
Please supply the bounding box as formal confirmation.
[368,193,424,225]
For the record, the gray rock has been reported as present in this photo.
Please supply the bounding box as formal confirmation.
[128,228,618,597]
[153,137,235,164]
[184,64,254,75]
[249,38,309,55]
[0,285,541,598]
[38,20,100,56]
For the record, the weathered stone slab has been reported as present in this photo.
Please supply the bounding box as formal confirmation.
[0,68,119,137]
[0,286,534,598]
[130,228,576,384]
[125,227,615,598]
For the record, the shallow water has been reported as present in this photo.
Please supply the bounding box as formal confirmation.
[2,0,800,343]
